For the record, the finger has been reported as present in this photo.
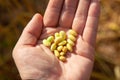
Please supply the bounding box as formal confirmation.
[72,0,91,34]
[17,13,43,46]
[83,0,100,47]
[59,0,79,28]
[44,0,64,27]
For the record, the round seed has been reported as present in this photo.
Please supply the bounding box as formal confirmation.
[54,50,60,57]
[57,46,63,51]
[59,56,66,62]
[51,43,57,51]
[47,36,54,43]
[58,40,67,46]
[68,35,76,42]
[43,39,51,46]
[66,43,73,52]
[68,29,77,36]
[67,39,75,46]
[62,46,67,53]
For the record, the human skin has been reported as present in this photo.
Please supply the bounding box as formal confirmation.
[13,0,100,80]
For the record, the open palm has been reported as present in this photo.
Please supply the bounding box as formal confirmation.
[13,0,100,80]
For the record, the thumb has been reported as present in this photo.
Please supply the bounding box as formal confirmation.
[17,13,43,46]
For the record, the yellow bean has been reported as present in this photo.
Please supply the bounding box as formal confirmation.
[59,31,66,40]
[55,32,60,38]
[68,35,76,42]
[43,30,77,61]
[66,43,73,52]
[59,56,66,62]
[58,40,67,46]
[43,39,51,46]
[57,46,63,51]
[68,29,77,36]
[51,43,57,51]
[54,50,60,57]
[62,46,67,53]
[47,36,54,43]
[54,37,63,44]
[60,52,66,56]
[67,39,75,46]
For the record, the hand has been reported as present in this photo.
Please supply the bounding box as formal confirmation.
[13,0,100,80]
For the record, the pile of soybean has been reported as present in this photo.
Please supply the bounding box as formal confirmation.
[43,29,77,62]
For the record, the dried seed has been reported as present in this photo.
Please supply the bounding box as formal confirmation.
[66,43,73,52]
[55,32,60,38]
[43,39,51,46]
[47,36,54,43]
[51,43,57,51]
[54,50,60,57]
[62,46,68,53]
[67,39,75,46]
[68,29,77,36]
[54,37,63,44]
[59,31,66,39]
[57,46,63,52]
[58,40,67,46]
[68,35,76,42]
[60,52,66,56]
[59,56,66,62]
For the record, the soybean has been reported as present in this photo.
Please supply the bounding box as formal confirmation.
[67,39,75,46]
[43,39,51,46]
[58,40,67,46]
[68,29,77,36]
[55,32,60,38]
[54,50,60,57]
[59,56,66,62]
[54,37,63,44]
[60,52,66,56]
[51,43,57,51]
[57,46,63,52]
[59,31,66,40]
[47,36,54,43]
[66,43,73,52]
[68,35,76,42]
[62,46,67,53]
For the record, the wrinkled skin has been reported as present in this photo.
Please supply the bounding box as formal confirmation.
[13,0,100,80]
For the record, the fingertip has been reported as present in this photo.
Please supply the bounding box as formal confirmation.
[25,13,43,34]
[32,13,43,22]
[17,13,43,45]
[44,0,64,27]
[82,0,100,47]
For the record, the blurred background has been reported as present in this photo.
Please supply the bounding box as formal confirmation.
[0,0,120,80]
